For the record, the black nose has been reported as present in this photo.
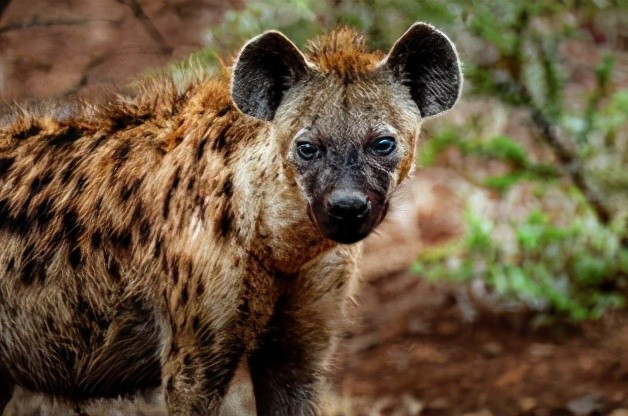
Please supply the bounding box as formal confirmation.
[327,190,370,220]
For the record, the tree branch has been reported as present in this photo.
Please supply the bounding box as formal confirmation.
[0,15,88,35]
[115,0,173,54]
[529,108,612,225]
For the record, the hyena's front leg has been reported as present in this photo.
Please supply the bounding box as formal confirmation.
[249,251,357,416]
[248,301,332,416]
[162,321,243,415]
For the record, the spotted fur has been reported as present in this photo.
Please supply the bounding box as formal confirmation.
[0,23,461,415]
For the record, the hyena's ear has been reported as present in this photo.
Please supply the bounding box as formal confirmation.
[383,22,462,118]
[231,31,310,121]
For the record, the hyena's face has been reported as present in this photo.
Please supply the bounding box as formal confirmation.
[276,73,421,244]
[232,23,462,244]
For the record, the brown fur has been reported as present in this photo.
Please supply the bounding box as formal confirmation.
[0,25,461,415]
[306,28,384,75]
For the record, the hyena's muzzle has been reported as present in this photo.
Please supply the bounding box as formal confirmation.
[308,150,390,245]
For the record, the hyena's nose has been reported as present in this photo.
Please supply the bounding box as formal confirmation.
[327,190,370,220]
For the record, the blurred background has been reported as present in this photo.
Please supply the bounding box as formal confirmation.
[1,1,627,415]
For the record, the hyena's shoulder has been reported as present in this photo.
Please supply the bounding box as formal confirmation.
[0,71,256,286]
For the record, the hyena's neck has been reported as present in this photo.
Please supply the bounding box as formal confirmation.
[231,128,336,274]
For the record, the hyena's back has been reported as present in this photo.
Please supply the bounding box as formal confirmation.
[0,77,238,399]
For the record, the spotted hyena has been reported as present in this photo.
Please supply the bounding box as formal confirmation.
[0,23,461,415]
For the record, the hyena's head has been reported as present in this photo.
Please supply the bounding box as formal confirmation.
[231,23,461,244]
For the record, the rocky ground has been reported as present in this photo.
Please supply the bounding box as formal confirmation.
[1,1,626,415]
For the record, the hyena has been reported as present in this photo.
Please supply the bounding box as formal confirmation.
[0,23,461,415]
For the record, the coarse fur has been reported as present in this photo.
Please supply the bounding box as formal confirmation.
[0,23,461,415]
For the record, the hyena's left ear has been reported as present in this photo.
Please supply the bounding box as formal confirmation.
[382,23,462,118]
[231,31,310,121]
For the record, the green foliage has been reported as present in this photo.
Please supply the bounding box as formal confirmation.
[206,0,323,51]
[414,209,627,321]
[419,129,559,192]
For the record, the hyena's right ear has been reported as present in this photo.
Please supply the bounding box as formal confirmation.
[231,31,310,121]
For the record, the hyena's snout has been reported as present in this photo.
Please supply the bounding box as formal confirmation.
[314,182,387,245]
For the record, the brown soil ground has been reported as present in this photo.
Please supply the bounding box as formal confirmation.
[1,1,626,415]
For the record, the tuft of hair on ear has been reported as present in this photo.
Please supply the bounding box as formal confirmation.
[231,31,310,121]
[384,22,462,118]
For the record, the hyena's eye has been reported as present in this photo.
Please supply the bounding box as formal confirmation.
[368,137,396,156]
[296,142,321,161]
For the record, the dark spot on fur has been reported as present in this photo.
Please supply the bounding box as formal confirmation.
[215,206,233,238]
[15,123,42,140]
[0,198,28,235]
[187,177,195,191]
[170,341,179,356]
[171,262,179,286]
[196,138,208,161]
[161,251,170,276]
[91,230,102,249]
[0,157,15,178]
[192,316,201,331]
[182,365,196,381]
[60,157,80,184]
[153,238,162,258]
[110,113,150,131]
[113,141,132,168]
[180,284,189,305]
[220,176,233,198]
[61,210,84,243]
[213,134,227,153]
[6,257,15,273]
[78,325,92,345]
[69,246,82,269]
[76,295,110,343]
[183,353,193,367]
[76,296,89,313]
[163,168,180,219]
[120,178,143,201]
[172,136,184,148]
[33,197,54,226]
[51,344,77,372]
[30,170,54,195]
[112,229,132,250]
[74,175,88,196]
[48,126,83,147]
[106,257,121,281]
[210,124,234,158]
[196,281,205,297]
[94,196,103,212]
[46,315,56,330]
[87,133,108,153]
[138,219,151,244]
